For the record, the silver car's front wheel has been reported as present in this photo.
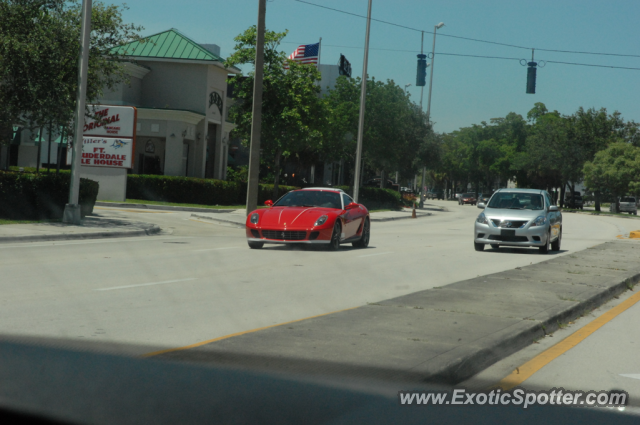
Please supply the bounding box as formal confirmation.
[539,231,551,254]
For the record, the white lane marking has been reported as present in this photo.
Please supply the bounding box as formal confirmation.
[0,236,184,249]
[358,251,392,258]
[192,247,240,252]
[620,374,640,380]
[95,278,198,291]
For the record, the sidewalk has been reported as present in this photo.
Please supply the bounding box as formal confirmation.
[189,206,436,227]
[97,201,440,223]
[156,240,640,385]
[0,217,161,244]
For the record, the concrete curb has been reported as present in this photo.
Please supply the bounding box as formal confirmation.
[190,212,433,226]
[96,202,237,214]
[371,212,432,222]
[0,225,161,244]
[190,214,244,228]
[562,209,640,221]
[428,270,640,384]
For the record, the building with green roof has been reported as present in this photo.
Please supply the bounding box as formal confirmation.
[98,28,241,181]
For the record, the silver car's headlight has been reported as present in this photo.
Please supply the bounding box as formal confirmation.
[530,216,547,227]
[250,213,259,224]
[314,215,328,226]
[476,212,488,224]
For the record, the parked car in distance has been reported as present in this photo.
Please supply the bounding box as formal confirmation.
[459,193,477,205]
[478,192,493,206]
[610,196,637,215]
[364,178,399,191]
[474,188,562,254]
[564,194,584,210]
[426,189,444,200]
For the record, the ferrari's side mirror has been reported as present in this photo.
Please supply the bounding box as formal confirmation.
[346,202,359,210]
[264,200,273,207]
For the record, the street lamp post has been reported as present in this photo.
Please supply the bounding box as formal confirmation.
[425,22,444,121]
[404,83,411,94]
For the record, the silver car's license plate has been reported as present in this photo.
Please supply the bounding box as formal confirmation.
[500,229,516,237]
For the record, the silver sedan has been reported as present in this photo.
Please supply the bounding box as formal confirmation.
[473,189,562,254]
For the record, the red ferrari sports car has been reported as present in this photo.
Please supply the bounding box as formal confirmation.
[245,188,370,250]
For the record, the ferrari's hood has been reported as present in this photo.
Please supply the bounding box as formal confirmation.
[260,207,339,227]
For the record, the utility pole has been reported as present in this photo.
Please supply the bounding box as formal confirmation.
[62,0,92,224]
[353,0,373,203]
[423,22,444,202]
[418,31,426,208]
[245,0,267,216]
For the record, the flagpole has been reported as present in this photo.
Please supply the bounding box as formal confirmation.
[318,37,322,65]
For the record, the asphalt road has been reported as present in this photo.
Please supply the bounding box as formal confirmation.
[1,201,639,358]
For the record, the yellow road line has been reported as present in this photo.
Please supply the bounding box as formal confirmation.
[142,306,359,358]
[494,288,640,391]
[95,207,172,214]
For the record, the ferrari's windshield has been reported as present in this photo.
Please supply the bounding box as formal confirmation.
[487,192,544,210]
[274,191,342,209]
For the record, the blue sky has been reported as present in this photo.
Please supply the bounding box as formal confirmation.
[105,0,640,133]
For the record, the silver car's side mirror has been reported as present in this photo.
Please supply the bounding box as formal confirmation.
[477,202,486,209]
[549,205,559,212]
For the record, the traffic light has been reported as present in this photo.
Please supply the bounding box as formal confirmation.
[416,54,427,87]
[526,61,537,94]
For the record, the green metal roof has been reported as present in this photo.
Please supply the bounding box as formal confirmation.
[111,29,224,62]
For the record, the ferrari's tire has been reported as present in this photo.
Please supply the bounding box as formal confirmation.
[490,244,500,249]
[248,241,264,249]
[551,228,562,252]
[328,222,341,251]
[352,218,370,248]
[474,242,485,251]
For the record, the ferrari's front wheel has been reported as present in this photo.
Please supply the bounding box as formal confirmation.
[352,218,370,248]
[328,221,341,251]
[248,241,264,249]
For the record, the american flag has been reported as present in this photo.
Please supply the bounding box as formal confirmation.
[284,42,320,69]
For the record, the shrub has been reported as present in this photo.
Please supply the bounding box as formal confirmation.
[0,171,99,220]
[335,186,402,210]
[126,174,296,206]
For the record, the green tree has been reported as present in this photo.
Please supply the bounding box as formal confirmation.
[583,142,640,212]
[323,76,434,187]
[0,0,142,169]
[225,26,326,197]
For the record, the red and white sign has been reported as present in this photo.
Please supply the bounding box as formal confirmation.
[83,105,136,138]
[67,105,137,169]
[74,137,133,168]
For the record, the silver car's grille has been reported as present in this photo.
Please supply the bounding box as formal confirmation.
[261,230,307,240]
[491,219,528,228]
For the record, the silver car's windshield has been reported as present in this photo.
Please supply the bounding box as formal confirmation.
[274,191,342,209]
[487,192,544,210]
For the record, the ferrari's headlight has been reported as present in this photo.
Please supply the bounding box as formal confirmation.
[476,212,488,224]
[530,216,547,227]
[250,213,259,224]
[314,215,328,226]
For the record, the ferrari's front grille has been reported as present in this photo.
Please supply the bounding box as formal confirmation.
[261,230,307,240]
